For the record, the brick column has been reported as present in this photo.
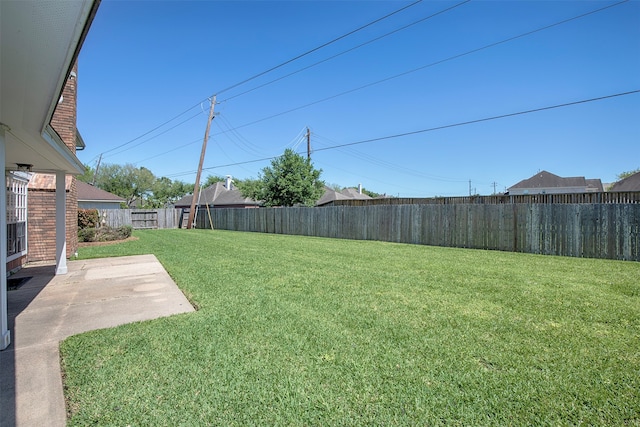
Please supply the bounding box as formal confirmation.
[50,61,78,258]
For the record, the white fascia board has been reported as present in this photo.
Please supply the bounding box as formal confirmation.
[42,125,86,175]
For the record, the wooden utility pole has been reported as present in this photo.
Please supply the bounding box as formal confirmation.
[187,96,216,229]
[91,153,102,186]
[306,127,311,159]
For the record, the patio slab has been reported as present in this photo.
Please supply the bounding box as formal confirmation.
[0,254,194,427]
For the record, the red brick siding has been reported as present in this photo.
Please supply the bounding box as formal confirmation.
[7,255,27,273]
[25,62,80,262]
[27,190,57,262]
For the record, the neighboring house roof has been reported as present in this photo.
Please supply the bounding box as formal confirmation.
[510,171,582,189]
[76,180,125,203]
[509,170,603,192]
[174,182,260,208]
[340,188,372,200]
[585,179,604,192]
[316,186,372,206]
[609,171,640,192]
[316,186,351,206]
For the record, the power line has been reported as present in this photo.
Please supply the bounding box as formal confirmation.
[311,90,639,152]
[215,0,424,96]
[163,89,639,178]
[103,110,203,159]
[220,0,471,103]
[117,0,630,167]
[101,101,205,155]
[97,1,424,160]
[211,0,629,136]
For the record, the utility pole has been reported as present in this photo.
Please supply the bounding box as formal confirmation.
[469,180,472,197]
[91,153,102,186]
[306,127,311,160]
[187,96,216,229]
[492,181,498,195]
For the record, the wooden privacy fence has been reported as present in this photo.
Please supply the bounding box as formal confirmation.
[329,191,640,206]
[98,209,181,229]
[199,204,640,261]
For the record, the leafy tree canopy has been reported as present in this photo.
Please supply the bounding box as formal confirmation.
[77,164,95,184]
[242,149,324,207]
[86,162,192,208]
[617,168,640,181]
[202,174,226,188]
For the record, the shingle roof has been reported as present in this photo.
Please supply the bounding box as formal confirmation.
[509,170,586,190]
[585,179,604,192]
[316,186,373,206]
[316,186,351,206]
[340,188,372,200]
[76,180,125,202]
[609,171,640,191]
[174,182,260,207]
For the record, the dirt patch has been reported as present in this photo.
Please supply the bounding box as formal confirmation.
[78,236,139,248]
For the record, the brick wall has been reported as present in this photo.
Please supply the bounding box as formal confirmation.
[27,190,57,262]
[26,61,79,262]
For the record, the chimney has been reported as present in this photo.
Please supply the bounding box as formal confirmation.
[358,183,362,194]
[225,175,233,190]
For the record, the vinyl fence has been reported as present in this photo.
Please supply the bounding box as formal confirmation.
[199,204,640,261]
[98,209,181,229]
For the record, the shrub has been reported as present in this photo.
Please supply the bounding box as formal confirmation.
[78,209,99,229]
[78,228,97,242]
[78,225,132,243]
[117,225,133,239]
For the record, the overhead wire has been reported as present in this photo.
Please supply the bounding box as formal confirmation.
[215,0,424,96]
[97,0,424,161]
[219,0,471,103]
[215,0,629,135]
[161,89,639,178]
[312,132,468,183]
[118,0,631,175]
[103,110,203,159]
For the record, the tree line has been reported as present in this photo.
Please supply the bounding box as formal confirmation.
[79,149,380,208]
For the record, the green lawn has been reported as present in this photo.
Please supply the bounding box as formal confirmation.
[61,229,640,426]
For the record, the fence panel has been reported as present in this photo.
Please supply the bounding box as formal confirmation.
[98,209,181,229]
[206,204,640,261]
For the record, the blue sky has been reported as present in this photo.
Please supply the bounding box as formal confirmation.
[77,0,640,197]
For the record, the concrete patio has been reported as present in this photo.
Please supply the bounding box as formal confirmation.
[0,254,194,427]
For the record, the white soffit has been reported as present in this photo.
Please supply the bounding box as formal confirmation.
[0,0,97,174]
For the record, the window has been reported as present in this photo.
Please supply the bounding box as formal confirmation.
[7,172,28,260]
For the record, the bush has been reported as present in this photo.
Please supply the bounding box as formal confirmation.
[78,209,99,229]
[78,225,132,243]
[78,228,96,242]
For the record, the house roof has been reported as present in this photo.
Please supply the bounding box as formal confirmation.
[609,171,640,192]
[76,180,125,202]
[510,171,584,190]
[1,0,100,175]
[585,179,604,192]
[340,188,372,200]
[316,186,373,206]
[174,182,260,207]
[509,170,603,191]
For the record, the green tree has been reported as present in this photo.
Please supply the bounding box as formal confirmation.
[617,168,640,181]
[236,178,263,201]
[94,163,155,208]
[202,174,226,188]
[248,149,324,207]
[149,177,192,208]
[77,164,95,184]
